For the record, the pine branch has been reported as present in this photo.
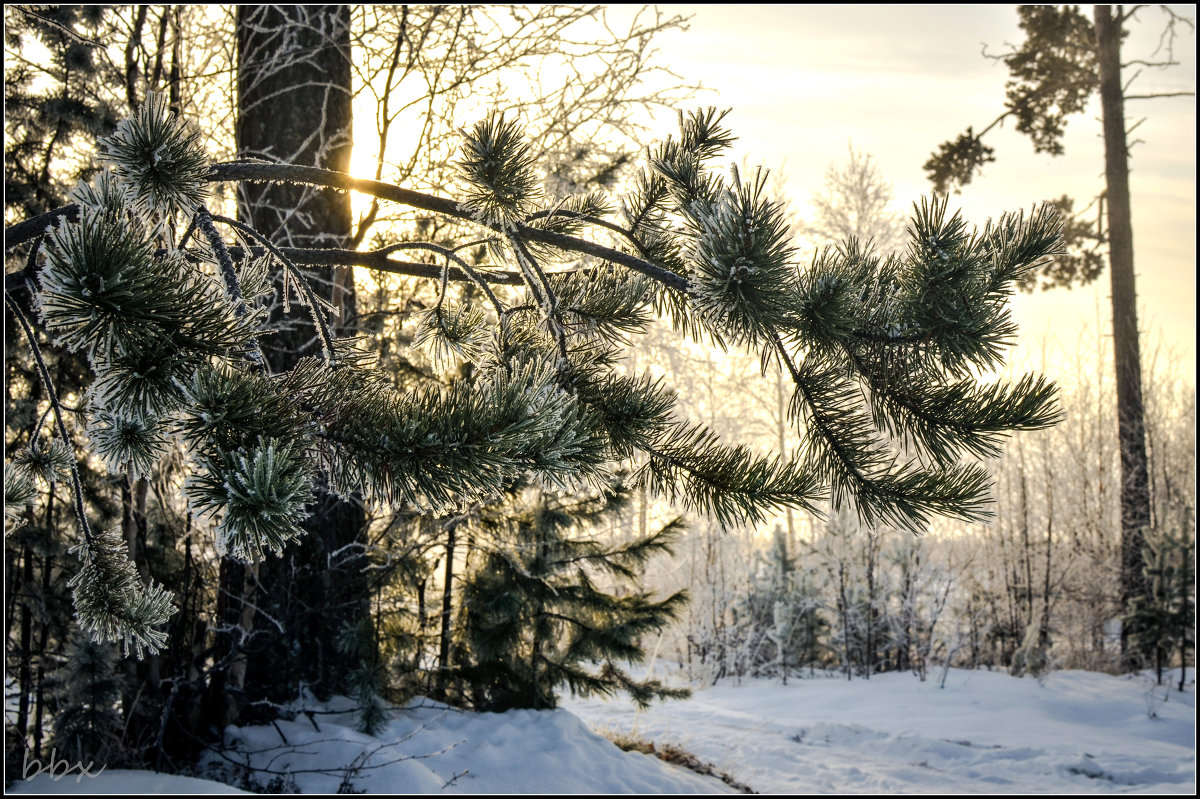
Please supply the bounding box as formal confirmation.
[639,420,824,528]
[210,213,338,365]
[5,96,1065,596]
[193,207,270,373]
[68,527,176,659]
[5,293,97,549]
[507,231,571,364]
[206,161,692,291]
[374,241,506,317]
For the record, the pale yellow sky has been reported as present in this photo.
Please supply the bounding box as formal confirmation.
[638,4,1197,387]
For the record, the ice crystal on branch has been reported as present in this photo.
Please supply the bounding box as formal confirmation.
[68,527,175,659]
[3,465,38,532]
[185,437,315,563]
[685,165,797,346]
[85,409,171,480]
[11,436,75,485]
[457,112,542,229]
[97,91,209,222]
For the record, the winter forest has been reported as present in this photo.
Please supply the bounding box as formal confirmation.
[3,5,1195,794]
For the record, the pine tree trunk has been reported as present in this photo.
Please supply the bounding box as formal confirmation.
[33,534,53,760]
[15,544,33,748]
[901,560,914,673]
[865,530,877,678]
[1018,446,1035,628]
[837,561,851,680]
[121,473,162,724]
[224,3,367,714]
[1040,443,1054,650]
[1094,5,1151,670]
[1179,507,1193,693]
[529,506,552,709]
[436,518,456,700]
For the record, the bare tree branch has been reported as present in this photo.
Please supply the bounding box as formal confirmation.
[1123,91,1196,99]
[4,164,691,293]
[11,5,105,47]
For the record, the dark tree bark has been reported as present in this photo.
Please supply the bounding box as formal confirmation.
[435,518,456,700]
[1094,5,1151,668]
[208,4,368,723]
[236,4,357,350]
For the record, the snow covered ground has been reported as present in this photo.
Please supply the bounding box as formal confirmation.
[9,667,1194,794]
[564,667,1197,794]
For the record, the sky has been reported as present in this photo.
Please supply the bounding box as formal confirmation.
[632,4,1197,387]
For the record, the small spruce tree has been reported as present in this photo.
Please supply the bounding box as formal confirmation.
[49,633,123,767]
[1124,522,1196,686]
[459,480,688,711]
[336,616,390,735]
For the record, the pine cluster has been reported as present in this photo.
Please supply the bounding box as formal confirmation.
[4,95,1062,665]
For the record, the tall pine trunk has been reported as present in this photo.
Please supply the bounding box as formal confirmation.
[436,518,456,700]
[865,530,878,678]
[207,5,367,723]
[1094,6,1151,669]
